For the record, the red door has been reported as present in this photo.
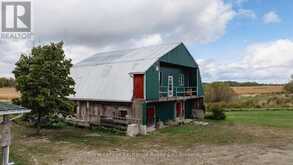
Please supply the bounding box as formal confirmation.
[133,74,144,99]
[147,107,155,127]
[176,102,181,118]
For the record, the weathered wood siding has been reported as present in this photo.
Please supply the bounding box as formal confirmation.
[75,101,132,125]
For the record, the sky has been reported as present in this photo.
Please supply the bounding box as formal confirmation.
[0,0,292,83]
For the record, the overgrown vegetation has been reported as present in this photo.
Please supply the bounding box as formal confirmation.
[284,74,293,93]
[206,104,226,120]
[204,82,235,103]
[204,81,283,87]
[0,77,15,88]
[210,94,293,109]
[13,42,75,134]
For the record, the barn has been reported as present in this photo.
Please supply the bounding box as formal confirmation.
[69,42,204,133]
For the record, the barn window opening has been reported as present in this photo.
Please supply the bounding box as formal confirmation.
[179,74,184,86]
[118,110,128,118]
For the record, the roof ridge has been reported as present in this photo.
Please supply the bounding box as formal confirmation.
[93,42,181,55]
[75,42,181,66]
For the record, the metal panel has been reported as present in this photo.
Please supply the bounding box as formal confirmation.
[69,43,180,102]
[69,42,205,102]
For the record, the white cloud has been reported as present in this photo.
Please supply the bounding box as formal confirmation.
[198,39,293,83]
[263,11,281,24]
[237,9,256,19]
[132,34,163,48]
[33,0,235,45]
[0,0,236,77]
[0,40,32,78]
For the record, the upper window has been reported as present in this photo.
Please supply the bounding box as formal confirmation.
[179,74,184,86]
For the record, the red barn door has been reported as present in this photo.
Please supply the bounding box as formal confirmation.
[133,74,144,99]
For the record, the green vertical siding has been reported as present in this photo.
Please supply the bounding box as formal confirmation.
[146,64,159,100]
[145,102,175,123]
[157,102,175,122]
[185,100,193,118]
[197,68,204,96]
[145,43,204,100]
[160,43,197,68]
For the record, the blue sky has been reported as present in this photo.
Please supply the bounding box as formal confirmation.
[186,0,293,83]
[189,0,293,60]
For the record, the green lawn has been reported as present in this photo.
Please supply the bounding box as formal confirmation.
[4,110,293,164]
[226,110,293,128]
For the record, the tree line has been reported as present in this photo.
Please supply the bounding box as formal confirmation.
[204,81,284,87]
[0,77,15,88]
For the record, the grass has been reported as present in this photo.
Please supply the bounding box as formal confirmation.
[226,110,293,128]
[4,110,293,164]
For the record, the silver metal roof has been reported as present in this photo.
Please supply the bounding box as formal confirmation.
[69,43,181,102]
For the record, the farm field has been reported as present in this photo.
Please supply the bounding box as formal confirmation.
[4,110,293,165]
[231,85,284,96]
[0,87,19,101]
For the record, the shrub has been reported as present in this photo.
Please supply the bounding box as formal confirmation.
[204,82,235,103]
[285,82,293,94]
[206,104,226,120]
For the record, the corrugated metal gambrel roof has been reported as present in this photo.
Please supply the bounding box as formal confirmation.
[69,43,181,102]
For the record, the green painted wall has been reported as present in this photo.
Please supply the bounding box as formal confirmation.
[185,100,194,118]
[145,43,204,100]
[159,43,197,68]
[146,102,175,123]
[157,102,175,122]
[145,64,159,100]
[144,100,195,125]
[197,68,204,96]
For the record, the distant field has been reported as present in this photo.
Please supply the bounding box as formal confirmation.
[232,85,284,95]
[0,87,20,101]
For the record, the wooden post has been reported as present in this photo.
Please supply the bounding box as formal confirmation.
[2,115,12,165]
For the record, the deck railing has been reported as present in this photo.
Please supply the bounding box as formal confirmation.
[159,86,197,97]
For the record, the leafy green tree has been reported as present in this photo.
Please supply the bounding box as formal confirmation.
[284,74,293,93]
[13,42,75,134]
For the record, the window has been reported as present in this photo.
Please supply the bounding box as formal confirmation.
[118,110,128,118]
[179,74,184,86]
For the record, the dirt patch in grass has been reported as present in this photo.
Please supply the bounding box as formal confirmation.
[55,144,293,165]
[8,120,293,165]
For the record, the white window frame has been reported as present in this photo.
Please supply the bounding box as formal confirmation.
[179,74,184,86]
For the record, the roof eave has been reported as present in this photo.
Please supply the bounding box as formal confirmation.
[0,109,31,115]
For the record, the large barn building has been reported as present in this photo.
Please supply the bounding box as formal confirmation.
[69,42,204,134]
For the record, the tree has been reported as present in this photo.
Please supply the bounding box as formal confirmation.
[0,77,15,87]
[13,42,75,134]
[284,74,293,93]
[204,82,235,103]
